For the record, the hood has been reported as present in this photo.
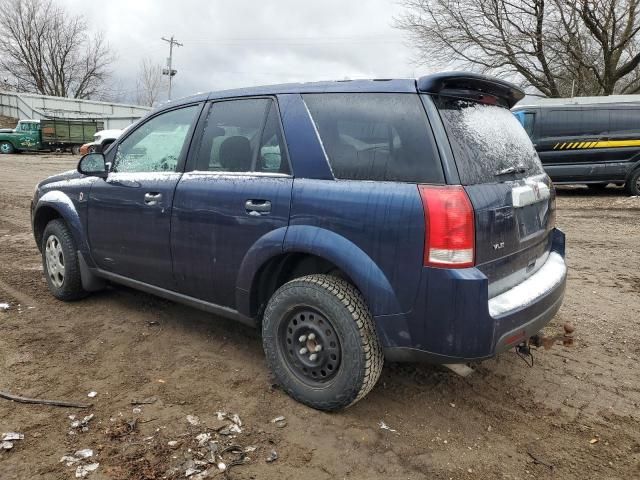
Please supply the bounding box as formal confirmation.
[37,169,83,188]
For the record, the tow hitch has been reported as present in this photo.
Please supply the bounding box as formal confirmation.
[516,322,575,367]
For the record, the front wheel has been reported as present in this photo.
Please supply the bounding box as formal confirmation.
[0,141,14,154]
[262,274,383,411]
[41,219,87,301]
[626,169,640,196]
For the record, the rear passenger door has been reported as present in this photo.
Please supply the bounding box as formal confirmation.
[171,98,292,308]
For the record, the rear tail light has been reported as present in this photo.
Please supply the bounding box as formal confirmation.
[418,185,475,268]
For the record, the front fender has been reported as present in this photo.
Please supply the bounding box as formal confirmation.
[283,225,402,316]
[33,190,89,258]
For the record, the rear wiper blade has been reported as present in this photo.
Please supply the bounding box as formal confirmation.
[496,165,528,176]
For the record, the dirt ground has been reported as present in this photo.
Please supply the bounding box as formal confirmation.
[0,153,638,480]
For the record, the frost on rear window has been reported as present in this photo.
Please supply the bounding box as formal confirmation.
[434,97,543,185]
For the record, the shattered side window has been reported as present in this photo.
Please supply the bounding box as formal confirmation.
[113,105,199,173]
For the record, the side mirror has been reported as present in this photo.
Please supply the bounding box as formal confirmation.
[78,153,108,178]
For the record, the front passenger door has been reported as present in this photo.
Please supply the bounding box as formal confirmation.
[87,104,201,288]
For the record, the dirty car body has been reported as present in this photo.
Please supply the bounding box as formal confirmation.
[31,72,567,410]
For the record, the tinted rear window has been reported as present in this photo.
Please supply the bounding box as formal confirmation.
[542,109,608,137]
[303,93,444,183]
[434,96,543,184]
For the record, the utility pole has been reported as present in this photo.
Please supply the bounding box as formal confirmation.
[161,35,183,100]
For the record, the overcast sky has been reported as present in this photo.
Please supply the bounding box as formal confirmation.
[58,0,433,103]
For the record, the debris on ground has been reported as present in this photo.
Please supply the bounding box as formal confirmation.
[69,414,95,433]
[186,414,201,426]
[60,448,94,466]
[0,303,9,311]
[105,418,138,440]
[87,391,97,398]
[130,396,157,405]
[379,421,398,434]
[1,432,24,451]
[75,462,99,478]
[270,415,287,428]
[0,390,92,408]
[266,450,278,463]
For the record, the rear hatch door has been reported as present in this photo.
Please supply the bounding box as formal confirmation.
[427,89,555,298]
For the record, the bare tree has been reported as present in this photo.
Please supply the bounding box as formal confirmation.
[0,0,114,99]
[135,58,165,107]
[396,0,640,97]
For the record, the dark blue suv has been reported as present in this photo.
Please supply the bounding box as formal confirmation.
[31,72,567,410]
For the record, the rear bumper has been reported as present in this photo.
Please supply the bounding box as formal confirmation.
[377,228,567,363]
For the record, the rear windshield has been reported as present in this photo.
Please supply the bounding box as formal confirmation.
[434,96,543,184]
[303,93,444,183]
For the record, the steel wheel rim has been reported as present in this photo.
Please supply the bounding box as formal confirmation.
[279,308,342,385]
[45,234,65,288]
[0,143,10,153]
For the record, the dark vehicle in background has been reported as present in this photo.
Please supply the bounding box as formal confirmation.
[513,97,640,195]
[30,73,567,410]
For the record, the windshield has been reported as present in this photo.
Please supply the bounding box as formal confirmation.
[433,96,543,184]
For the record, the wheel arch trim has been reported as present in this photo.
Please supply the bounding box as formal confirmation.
[236,225,402,318]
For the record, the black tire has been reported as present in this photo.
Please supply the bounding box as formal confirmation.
[262,274,383,411]
[41,219,87,301]
[71,145,81,155]
[0,141,14,154]
[587,183,608,191]
[625,169,640,196]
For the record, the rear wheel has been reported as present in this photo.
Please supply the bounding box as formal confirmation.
[41,220,87,301]
[262,274,383,411]
[625,169,640,196]
[0,141,14,154]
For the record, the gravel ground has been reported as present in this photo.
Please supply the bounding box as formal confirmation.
[0,153,639,479]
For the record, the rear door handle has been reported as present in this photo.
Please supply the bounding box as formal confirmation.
[144,192,162,205]
[245,199,271,215]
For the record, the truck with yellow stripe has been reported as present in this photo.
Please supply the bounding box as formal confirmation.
[513,97,640,195]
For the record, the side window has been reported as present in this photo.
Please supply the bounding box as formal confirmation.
[257,102,289,174]
[522,112,535,138]
[194,99,270,172]
[543,109,607,137]
[303,93,444,183]
[113,105,199,173]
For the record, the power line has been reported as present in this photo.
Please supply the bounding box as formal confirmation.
[161,35,183,100]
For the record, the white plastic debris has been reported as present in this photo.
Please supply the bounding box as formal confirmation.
[231,414,242,427]
[75,463,99,478]
[217,462,227,472]
[379,421,398,433]
[0,303,9,311]
[185,467,201,477]
[244,446,257,453]
[1,433,24,441]
[186,415,201,426]
[215,411,227,421]
[266,450,278,463]
[70,414,94,432]
[75,449,94,459]
[195,433,211,446]
[87,391,97,398]
[1,441,13,450]
[270,416,285,423]
[229,424,242,434]
[167,440,178,447]
[132,407,142,414]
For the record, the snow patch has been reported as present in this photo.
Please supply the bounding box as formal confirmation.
[489,252,566,317]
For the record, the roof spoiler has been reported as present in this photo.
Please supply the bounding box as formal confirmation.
[417,72,525,108]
